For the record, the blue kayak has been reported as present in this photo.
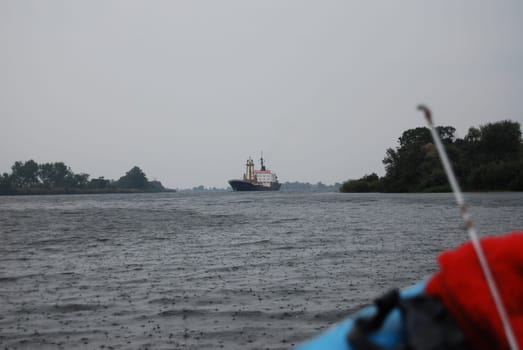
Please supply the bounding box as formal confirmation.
[295,280,427,350]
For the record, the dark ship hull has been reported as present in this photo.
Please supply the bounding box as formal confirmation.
[228,180,281,191]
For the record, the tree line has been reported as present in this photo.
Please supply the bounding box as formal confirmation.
[280,181,341,192]
[0,161,170,195]
[341,119,523,192]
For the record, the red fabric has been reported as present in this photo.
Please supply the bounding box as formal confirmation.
[426,231,523,350]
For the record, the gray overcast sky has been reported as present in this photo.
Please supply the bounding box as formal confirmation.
[2,1,523,189]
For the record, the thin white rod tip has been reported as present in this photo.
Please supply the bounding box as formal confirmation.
[417,105,432,124]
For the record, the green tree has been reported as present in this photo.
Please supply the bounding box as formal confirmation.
[0,173,13,194]
[1,161,169,195]
[464,127,481,143]
[478,120,521,162]
[88,177,111,189]
[53,162,73,187]
[381,126,457,192]
[148,180,165,191]
[340,173,382,192]
[72,173,90,188]
[342,120,522,193]
[38,163,55,187]
[382,127,432,191]
[118,166,148,189]
[11,160,40,188]
[461,120,522,189]
[37,162,75,188]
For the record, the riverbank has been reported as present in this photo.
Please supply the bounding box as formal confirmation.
[0,187,176,196]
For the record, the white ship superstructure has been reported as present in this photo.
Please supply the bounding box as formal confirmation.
[254,169,278,187]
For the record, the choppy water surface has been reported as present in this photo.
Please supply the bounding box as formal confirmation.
[1,192,522,349]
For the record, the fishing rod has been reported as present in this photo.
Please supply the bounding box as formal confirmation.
[418,105,519,350]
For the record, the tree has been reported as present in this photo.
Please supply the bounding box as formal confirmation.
[38,163,55,187]
[117,166,148,189]
[53,162,73,187]
[436,126,457,144]
[464,127,481,143]
[72,173,90,188]
[11,160,39,188]
[342,120,522,193]
[382,127,433,191]
[0,173,12,194]
[397,127,432,148]
[37,162,75,188]
[381,126,457,192]
[1,160,169,194]
[88,177,111,189]
[382,148,399,180]
[148,180,165,191]
[340,173,382,192]
[460,120,522,189]
[478,120,521,162]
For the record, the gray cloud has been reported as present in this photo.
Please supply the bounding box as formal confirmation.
[2,1,522,188]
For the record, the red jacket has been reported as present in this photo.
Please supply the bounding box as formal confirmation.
[426,231,523,350]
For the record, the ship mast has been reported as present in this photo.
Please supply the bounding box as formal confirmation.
[244,157,255,182]
[260,151,266,171]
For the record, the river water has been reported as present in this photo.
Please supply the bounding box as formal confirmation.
[1,191,522,349]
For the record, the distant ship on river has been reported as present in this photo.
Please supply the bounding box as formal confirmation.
[228,156,281,191]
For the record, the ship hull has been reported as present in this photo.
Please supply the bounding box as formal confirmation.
[228,180,281,191]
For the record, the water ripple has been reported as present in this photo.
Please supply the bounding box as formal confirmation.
[0,192,522,349]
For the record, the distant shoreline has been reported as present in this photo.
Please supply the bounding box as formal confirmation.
[0,188,176,196]
[1,162,174,196]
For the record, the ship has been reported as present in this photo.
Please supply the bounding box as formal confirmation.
[228,155,281,191]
